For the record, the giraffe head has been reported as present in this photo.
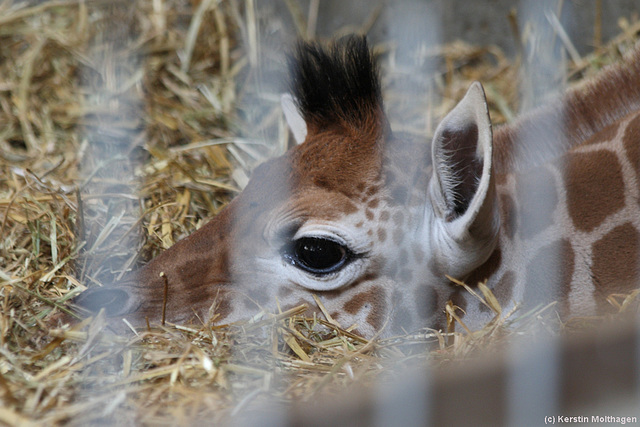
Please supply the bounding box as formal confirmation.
[75,36,500,338]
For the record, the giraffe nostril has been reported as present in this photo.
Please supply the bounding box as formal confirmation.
[75,288,131,316]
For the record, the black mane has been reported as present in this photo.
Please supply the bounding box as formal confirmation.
[289,35,382,127]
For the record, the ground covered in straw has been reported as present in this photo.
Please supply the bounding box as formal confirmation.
[1,1,639,425]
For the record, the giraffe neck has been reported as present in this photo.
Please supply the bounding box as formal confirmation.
[492,47,640,173]
[461,108,640,329]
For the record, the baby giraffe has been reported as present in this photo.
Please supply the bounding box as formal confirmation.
[76,36,640,338]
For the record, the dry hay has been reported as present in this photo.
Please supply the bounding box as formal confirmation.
[1,1,639,425]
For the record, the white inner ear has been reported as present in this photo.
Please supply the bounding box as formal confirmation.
[430,82,493,235]
[281,93,307,144]
[448,82,494,240]
[427,82,499,278]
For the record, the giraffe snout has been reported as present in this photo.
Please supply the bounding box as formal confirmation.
[74,286,141,318]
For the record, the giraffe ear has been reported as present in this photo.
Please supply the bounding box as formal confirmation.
[428,82,499,276]
[281,93,307,144]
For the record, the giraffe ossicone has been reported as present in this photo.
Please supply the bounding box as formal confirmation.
[75,36,640,338]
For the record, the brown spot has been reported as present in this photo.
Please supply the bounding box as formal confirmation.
[356,182,367,193]
[314,176,332,191]
[355,221,364,228]
[216,251,231,279]
[277,287,293,298]
[178,259,212,286]
[365,209,374,220]
[341,200,359,215]
[591,223,640,311]
[340,271,380,293]
[367,198,380,209]
[386,260,398,277]
[412,243,425,263]
[243,287,269,307]
[516,165,558,239]
[288,298,316,318]
[495,172,508,186]
[413,163,429,184]
[380,210,390,221]
[366,185,380,198]
[322,289,342,301]
[494,271,515,307]
[392,227,404,246]
[385,170,396,187]
[390,185,408,205]
[398,268,413,283]
[377,228,387,243]
[389,289,416,333]
[210,290,232,321]
[182,280,216,318]
[342,286,387,331]
[623,113,640,203]
[464,248,502,288]
[479,270,515,313]
[184,221,228,255]
[582,120,620,145]
[392,211,405,226]
[499,194,516,240]
[398,249,409,267]
[565,150,625,232]
[448,287,468,314]
[523,239,575,314]
[236,220,254,241]
[391,306,414,334]
[415,286,440,320]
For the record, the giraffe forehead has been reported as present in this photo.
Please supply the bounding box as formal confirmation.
[280,189,363,224]
[243,129,432,215]
[290,129,385,194]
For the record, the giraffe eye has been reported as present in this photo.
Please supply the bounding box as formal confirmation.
[282,237,351,275]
